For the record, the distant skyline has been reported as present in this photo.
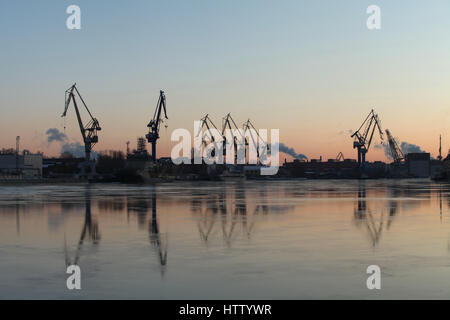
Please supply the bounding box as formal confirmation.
[1,0,450,161]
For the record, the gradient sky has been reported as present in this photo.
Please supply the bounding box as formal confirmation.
[1,0,450,161]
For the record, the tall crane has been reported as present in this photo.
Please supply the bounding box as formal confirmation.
[196,114,222,158]
[62,84,101,177]
[221,113,246,160]
[243,119,270,163]
[385,129,404,164]
[146,90,168,162]
[351,109,384,168]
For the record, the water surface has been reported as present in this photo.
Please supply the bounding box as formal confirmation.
[1,179,450,299]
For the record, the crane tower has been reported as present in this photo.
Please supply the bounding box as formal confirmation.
[146,91,168,162]
[351,109,384,168]
[62,84,101,178]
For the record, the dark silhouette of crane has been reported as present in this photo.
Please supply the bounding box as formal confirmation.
[351,109,384,168]
[196,114,222,159]
[146,90,168,162]
[62,84,101,178]
[243,119,270,164]
[221,113,246,161]
[385,129,404,164]
[198,114,220,142]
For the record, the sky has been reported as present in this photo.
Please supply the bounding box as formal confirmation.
[1,0,450,161]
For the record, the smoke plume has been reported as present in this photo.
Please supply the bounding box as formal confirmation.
[374,143,392,159]
[275,143,308,160]
[375,140,427,158]
[46,128,68,144]
[400,142,426,155]
[61,142,99,159]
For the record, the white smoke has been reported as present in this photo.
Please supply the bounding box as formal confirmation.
[400,142,426,155]
[274,143,308,160]
[375,140,427,159]
[61,142,99,159]
[46,128,68,144]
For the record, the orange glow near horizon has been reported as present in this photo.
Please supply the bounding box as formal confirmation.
[2,2,450,162]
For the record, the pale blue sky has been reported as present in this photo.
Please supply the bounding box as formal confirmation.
[1,1,450,159]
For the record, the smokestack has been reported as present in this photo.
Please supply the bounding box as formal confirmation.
[16,136,20,174]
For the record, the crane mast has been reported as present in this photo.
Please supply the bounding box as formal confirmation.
[243,119,270,163]
[222,113,246,160]
[146,90,168,162]
[351,109,384,168]
[62,84,101,177]
[385,129,404,164]
[196,114,221,159]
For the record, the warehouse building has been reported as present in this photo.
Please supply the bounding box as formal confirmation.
[407,153,430,178]
[0,153,43,179]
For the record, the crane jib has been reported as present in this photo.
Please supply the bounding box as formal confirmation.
[147,90,169,161]
[352,109,384,168]
[61,84,101,177]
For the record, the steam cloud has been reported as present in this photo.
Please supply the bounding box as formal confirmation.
[275,143,308,160]
[374,143,392,159]
[375,140,427,159]
[46,128,68,144]
[61,142,98,159]
[400,142,426,155]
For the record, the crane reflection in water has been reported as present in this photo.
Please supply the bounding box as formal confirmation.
[127,189,167,275]
[194,182,289,247]
[149,191,168,272]
[194,183,255,247]
[353,181,399,247]
[64,185,100,267]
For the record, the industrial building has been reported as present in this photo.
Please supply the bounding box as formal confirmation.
[406,153,430,178]
[0,153,43,179]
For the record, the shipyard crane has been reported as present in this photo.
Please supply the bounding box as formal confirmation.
[146,90,168,162]
[351,109,384,168]
[62,84,101,177]
[196,114,222,157]
[243,119,270,163]
[221,113,246,160]
[385,129,404,164]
